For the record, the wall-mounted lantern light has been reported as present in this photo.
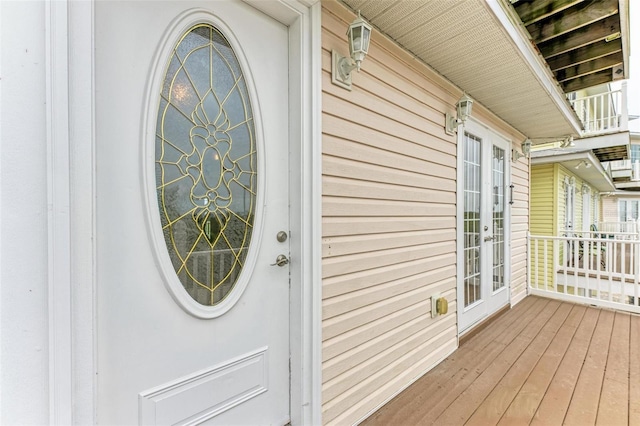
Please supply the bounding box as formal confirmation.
[445,93,474,135]
[332,12,372,90]
[512,138,532,162]
[560,136,575,148]
[574,160,592,170]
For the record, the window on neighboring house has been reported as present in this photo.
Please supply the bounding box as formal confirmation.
[619,199,640,222]
[631,145,640,164]
[628,145,640,181]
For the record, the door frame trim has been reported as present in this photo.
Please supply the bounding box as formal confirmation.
[46,1,74,423]
[57,0,322,423]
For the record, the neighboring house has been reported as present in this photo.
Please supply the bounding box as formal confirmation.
[600,132,640,232]
[531,82,631,238]
[0,0,629,425]
[530,157,612,236]
[610,132,640,189]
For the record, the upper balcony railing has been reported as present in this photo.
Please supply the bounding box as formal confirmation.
[597,221,640,234]
[606,158,640,182]
[569,82,628,136]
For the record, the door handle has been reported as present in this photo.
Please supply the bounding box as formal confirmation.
[271,254,289,267]
[484,235,494,242]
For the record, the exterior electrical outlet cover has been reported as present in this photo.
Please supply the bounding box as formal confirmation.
[431,294,440,318]
[437,297,449,315]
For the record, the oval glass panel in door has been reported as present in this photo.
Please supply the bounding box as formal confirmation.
[156,24,256,306]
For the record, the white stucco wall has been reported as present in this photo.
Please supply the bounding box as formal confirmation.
[1,1,50,422]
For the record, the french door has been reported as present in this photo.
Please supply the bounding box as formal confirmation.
[458,120,510,333]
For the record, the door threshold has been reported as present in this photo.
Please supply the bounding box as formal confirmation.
[459,304,511,346]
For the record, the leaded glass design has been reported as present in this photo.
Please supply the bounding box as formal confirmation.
[464,132,481,307]
[156,24,256,306]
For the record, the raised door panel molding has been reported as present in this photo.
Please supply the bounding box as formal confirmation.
[139,348,268,425]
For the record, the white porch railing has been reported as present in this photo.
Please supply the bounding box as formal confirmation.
[528,231,640,314]
[570,84,628,136]
[597,221,640,234]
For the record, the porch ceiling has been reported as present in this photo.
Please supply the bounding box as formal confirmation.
[340,0,583,139]
[512,0,630,93]
[532,149,617,191]
[556,130,630,162]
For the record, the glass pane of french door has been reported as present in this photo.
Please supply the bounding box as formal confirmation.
[463,132,481,307]
[492,145,505,292]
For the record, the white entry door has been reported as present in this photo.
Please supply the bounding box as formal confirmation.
[458,120,510,333]
[95,2,291,424]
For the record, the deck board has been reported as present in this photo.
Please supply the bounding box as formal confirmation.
[463,302,573,425]
[361,297,548,426]
[423,300,560,425]
[530,306,599,425]
[417,298,549,424]
[597,312,630,425]
[498,304,586,425]
[563,309,614,425]
[359,296,640,426]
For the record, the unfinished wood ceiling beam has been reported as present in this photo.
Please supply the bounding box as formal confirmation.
[554,51,623,83]
[594,146,628,162]
[546,38,622,72]
[526,0,618,43]
[538,14,620,59]
[514,0,582,26]
[512,0,626,93]
[561,69,613,92]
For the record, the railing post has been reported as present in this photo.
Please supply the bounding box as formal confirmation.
[527,232,531,293]
[586,96,592,133]
[621,81,629,131]
[543,239,548,290]
[635,238,639,306]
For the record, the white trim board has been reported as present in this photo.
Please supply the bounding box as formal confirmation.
[45,1,73,422]
[46,0,98,422]
[68,0,97,423]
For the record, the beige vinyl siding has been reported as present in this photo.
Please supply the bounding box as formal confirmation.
[321,2,530,424]
[602,196,619,222]
[322,4,457,424]
[511,153,530,304]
